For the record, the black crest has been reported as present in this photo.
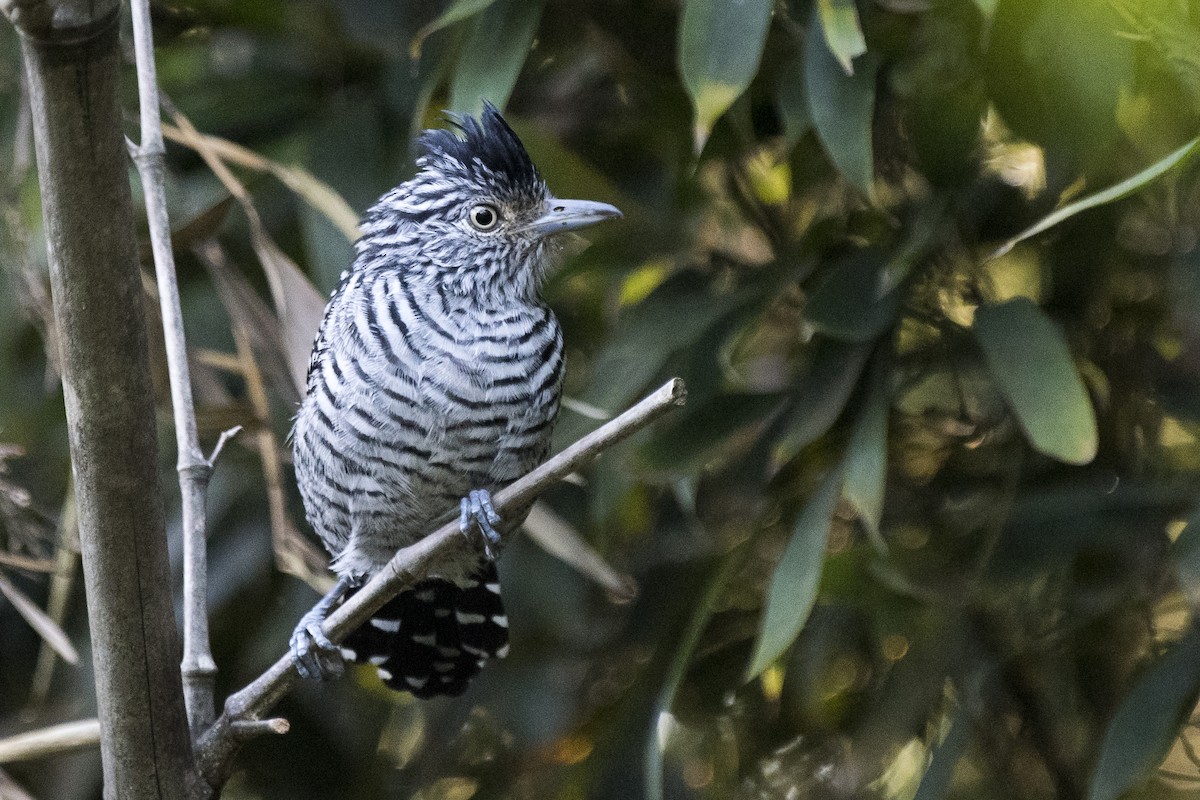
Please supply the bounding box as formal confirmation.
[417,101,543,198]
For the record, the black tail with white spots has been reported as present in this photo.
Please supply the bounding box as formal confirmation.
[340,561,508,698]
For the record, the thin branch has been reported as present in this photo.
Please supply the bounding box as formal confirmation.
[206,425,242,469]
[127,0,223,737]
[195,378,687,786]
[0,718,100,764]
[0,552,54,573]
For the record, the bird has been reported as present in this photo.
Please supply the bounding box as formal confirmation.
[289,102,621,698]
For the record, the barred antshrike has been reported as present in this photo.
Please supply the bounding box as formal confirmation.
[290,103,620,697]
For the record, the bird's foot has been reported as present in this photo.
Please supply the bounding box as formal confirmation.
[290,574,355,680]
[460,489,502,560]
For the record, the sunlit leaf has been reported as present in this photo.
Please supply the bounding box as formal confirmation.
[992,136,1200,258]
[1088,626,1200,800]
[1172,505,1200,608]
[776,338,872,462]
[449,0,545,116]
[678,0,773,150]
[411,0,497,57]
[805,10,878,199]
[974,298,1098,465]
[843,363,889,552]
[745,466,843,680]
[972,0,997,20]
[913,704,970,800]
[817,0,866,75]
[1111,0,1200,108]
[985,0,1132,162]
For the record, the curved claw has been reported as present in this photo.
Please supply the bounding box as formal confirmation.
[290,617,345,681]
[289,574,356,681]
[460,488,503,560]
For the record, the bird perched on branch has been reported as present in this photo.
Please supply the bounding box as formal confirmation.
[290,103,620,697]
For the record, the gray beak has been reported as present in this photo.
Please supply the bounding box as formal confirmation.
[528,198,622,236]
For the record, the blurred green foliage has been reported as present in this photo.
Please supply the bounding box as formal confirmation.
[3,0,1200,799]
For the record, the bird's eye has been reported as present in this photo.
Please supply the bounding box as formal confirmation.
[469,204,500,231]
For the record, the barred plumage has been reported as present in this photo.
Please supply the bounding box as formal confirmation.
[289,103,619,696]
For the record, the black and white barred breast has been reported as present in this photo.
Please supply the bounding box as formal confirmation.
[292,265,562,695]
[293,265,563,577]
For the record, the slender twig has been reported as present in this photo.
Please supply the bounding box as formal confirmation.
[0,718,100,764]
[195,378,687,786]
[128,0,230,736]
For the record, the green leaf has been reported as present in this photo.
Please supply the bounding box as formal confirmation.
[1089,626,1200,800]
[745,466,844,680]
[776,51,811,147]
[411,0,498,57]
[806,250,898,341]
[678,0,773,150]
[972,0,997,20]
[843,363,889,552]
[808,203,944,340]
[973,298,1098,465]
[776,338,872,462]
[508,120,630,212]
[804,9,878,199]
[580,274,760,415]
[984,0,1133,163]
[640,392,783,474]
[646,554,738,800]
[816,0,866,75]
[993,136,1200,258]
[449,0,545,116]
[1110,0,1200,108]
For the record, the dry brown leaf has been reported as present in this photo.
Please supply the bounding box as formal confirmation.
[522,502,637,601]
[195,239,302,405]
[249,232,326,398]
[0,552,53,572]
[0,767,36,800]
[28,490,79,707]
[0,570,78,665]
[167,109,326,399]
[231,324,331,590]
[160,122,359,242]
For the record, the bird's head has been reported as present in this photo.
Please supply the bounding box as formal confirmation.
[359,102,621,299]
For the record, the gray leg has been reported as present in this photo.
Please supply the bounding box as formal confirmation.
[459,488,502,560]
[290,574,356,680]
